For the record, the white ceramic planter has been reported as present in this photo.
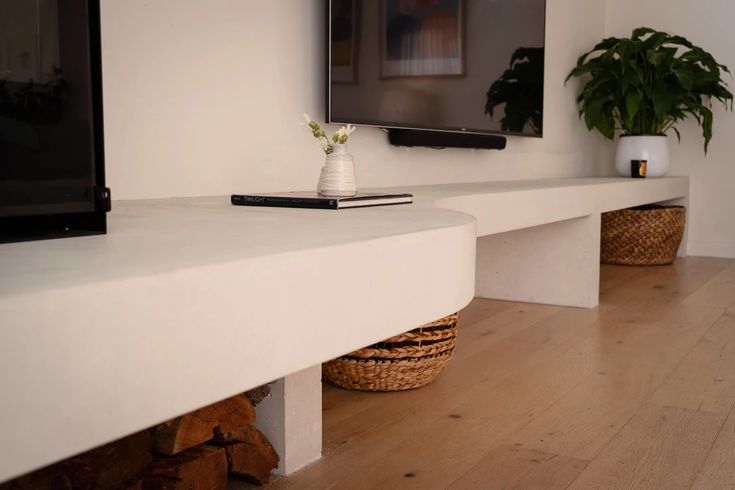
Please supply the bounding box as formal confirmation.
[317,144,357,197]
[614,135,670,177]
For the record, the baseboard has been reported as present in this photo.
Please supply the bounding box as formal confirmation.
[687,240,735,259]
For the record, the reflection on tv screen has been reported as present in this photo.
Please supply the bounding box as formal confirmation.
[0,0,98,216]
[329,0,546,137]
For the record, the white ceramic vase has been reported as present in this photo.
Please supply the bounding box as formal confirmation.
[317,144,357,197]
[614,135,670,178]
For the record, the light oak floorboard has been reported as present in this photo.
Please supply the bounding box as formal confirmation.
[504,302,723,461]
[650,314,735,414]
[685,262,735,308]
[454,297,520,329]
[599,263,650,292]
[446,445,588,490]
[693,405,735,489]
[568,404,726,490]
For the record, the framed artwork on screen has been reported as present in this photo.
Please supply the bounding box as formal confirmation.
[380,0,464,78]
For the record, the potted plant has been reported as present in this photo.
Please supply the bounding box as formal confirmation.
[567,27,732,177]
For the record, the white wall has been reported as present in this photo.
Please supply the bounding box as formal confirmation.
[605,0,735,258]
[100,0,607,201]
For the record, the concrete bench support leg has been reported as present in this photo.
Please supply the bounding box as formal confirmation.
[475,214,602,308]
[253,365,322,475]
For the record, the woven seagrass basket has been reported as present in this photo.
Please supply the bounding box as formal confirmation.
[322,313,459,392]
[601,205,686,266]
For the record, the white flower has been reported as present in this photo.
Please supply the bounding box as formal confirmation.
[336,125,356,137]
[332,124,356,144]
[301,113,353,154]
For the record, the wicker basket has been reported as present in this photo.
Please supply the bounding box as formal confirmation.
[322,313,459,392]
[601,205,686,266]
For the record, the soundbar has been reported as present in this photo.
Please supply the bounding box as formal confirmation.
[388,129,507,150]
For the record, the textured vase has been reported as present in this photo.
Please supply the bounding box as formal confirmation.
[317,144,357,197]
[614,135,670,178]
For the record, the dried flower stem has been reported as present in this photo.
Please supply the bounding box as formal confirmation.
[302,114,356,155]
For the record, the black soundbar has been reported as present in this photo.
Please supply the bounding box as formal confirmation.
[388,129,507,150]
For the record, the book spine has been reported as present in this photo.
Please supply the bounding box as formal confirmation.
[230,195,337,209]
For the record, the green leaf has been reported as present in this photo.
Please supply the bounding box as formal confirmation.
[670,126,681,142]
[701,105,713,153]
[632,27,657,39]
[666,35,694,49]
[625,91,644,123]
[591,37,622,53]
[672,66,695,90]
[581,97,615,138]
[652,87,676,118]
[642,32,670,50]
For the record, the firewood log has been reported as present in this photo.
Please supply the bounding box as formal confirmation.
[152,395,255,455]
[0,467,71,490]
[142,445,227,490]
[215,426,279,485]
[61,430,152,489]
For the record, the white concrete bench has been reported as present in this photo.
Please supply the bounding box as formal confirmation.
[427,177,689,307]
[0,177,688,482]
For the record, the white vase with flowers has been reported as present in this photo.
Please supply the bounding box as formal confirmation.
[303,114,358,197]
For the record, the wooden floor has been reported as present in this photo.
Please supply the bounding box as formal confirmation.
[264,258,735,489]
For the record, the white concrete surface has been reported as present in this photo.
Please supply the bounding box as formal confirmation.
[0,196,476,482]
[253,366,322,476]
[0,177,688,482]
[476,215,602,308]
[426,177,690,307]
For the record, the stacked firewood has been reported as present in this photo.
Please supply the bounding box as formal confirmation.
[1,391,279,489]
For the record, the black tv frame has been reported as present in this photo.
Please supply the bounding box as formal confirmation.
[0,0,110,244]
[325,0,547,149]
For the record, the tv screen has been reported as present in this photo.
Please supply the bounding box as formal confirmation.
[328,0,546,137]
[0,0,103,219]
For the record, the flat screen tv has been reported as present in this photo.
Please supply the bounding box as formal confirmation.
[0,0,108,243]
[327,0,546,140]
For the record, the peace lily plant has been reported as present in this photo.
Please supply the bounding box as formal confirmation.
[567,27,733,177]
[302,113,356,154]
